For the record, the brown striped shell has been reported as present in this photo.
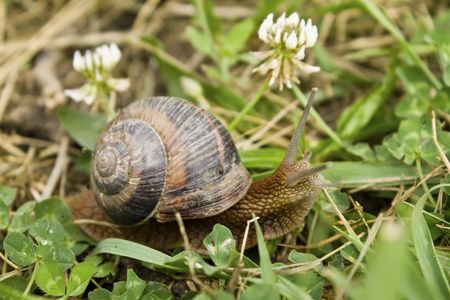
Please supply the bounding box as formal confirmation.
[90,97,252,225]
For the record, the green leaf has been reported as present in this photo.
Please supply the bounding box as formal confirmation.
[203,224,236,267]
[345,143,377,161]
[337,58,396,139]
[9,201,36,233]
[253,215,276,285]
[125,269,146,299]
[84,255,103,266]
[0,275,29,294]
[144,282,173,300]
[320,161,423,188]
[292,273,324,300]
[29,219,64,256]
[432,87,450,111]
[35,197,71,224]
[412,185,450,300]
[75,150,92,174]
[93,239,175,270]
[61,223,92,255]
[88,288,111,300]
[42,247,75,270]
[444,65,450,86]
[111,281,127,297]
[0,279,47,300]
[35,260,66,297]
[395,65,430,118]
[0,200,9,229]
[57,107,107,150]
[240,283,279,300]
[67,262,98,296]
[194,290,233,300]
[4,232,37,265]
[288,251,323,271]
[239,148,285,169]
[0,185,16,206]
[224,19,254,53]
[94,262,115,278]
[321,190,349,214]
[186,26,213,57]
[277,276,315,300]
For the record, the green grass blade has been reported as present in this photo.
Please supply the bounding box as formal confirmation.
[252,214,276,285]
[412,184,450,300]
[92,238,178,271]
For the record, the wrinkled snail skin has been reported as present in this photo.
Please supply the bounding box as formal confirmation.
[66,95,327,254]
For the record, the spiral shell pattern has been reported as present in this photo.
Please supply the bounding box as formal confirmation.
[90,97,252,225]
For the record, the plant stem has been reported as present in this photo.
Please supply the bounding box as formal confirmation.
[357,0,442,90]
[415,157,435,206]
[227,79,269,131]
[23,260,40,296]
[194,0,218,62]
[291,84,344,146]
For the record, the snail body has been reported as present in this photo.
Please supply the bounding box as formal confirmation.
[67,90,334,253]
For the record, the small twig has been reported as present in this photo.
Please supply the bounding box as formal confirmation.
[73,219,122,233]
[175,213,216,299]
[0,251,19,270]
[0,69,19,123]
[280,232,365,276]
[240,217,259,262]
[281,216,395,250]
[432,111,450,172]
[337,214,384,300]
[239,100,299,149]
[40,136,69,201]
[398,165,445,204]
[322,188,359,241]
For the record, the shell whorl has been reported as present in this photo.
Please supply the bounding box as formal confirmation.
[90,97,252,225]
[91,118,166,225]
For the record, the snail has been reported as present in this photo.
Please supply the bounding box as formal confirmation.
[66,88,338,254]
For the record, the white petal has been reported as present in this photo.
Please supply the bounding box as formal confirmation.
[108,78,130,92]
[302,64,321,73]
[276,12,286,29]
[269,58,279,69]
[251,50,274,60]
[306,25,318,47]
[298,30,306,45]
[64,85,97,105]
[84,50,94,72]
[265,13,274,33]
[109,43,122,65]
[269,76,276,86]
[258,24,268,42]
[285,31,298,49]
[180,76,202,97]
[287,12,300,27]
[271,23,277,35]
[274,28,282,44]
[64,89,85,102]
[295,46,306,60]
[299,19,305,31]
[73,51,85,72]
[92,52,101,68]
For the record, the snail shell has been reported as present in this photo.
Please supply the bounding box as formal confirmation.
[90,97,252,225]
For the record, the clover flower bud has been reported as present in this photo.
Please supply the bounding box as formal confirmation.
[286,31,298,49]
[252,12,320,90]
[65,43,129,106]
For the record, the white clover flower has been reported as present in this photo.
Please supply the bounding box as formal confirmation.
[252,12,320,90]
[65,43,129,106]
